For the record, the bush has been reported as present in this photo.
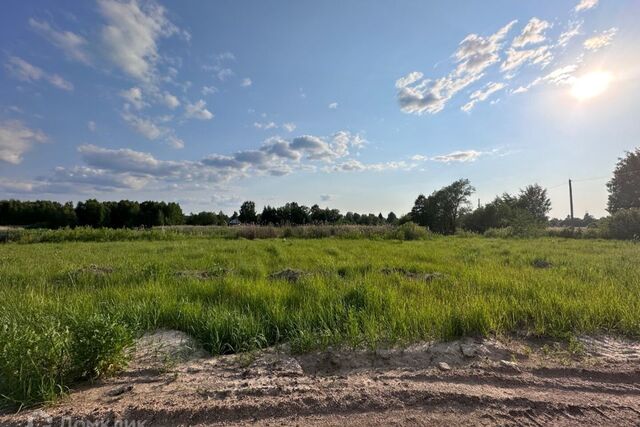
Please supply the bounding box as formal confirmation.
[600,208,640,240]
[391,222,430,240]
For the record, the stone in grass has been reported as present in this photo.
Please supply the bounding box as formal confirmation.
[532,258,552,269]
[437,362,452,371]
[106,384,133,397]
[269,268,306,283]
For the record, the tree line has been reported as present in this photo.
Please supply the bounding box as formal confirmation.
[0,199,184,229]
[1,148,638,232]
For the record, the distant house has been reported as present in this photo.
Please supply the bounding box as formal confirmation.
[228,218,241,226]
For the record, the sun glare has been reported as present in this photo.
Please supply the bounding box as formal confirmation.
[570,71,612,101]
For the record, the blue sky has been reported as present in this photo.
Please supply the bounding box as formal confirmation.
[1,0,638,217]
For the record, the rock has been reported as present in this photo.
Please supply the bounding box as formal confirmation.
[437,362,451,371]
[107,384,133,397]
[460,343,478,358]
[500,360,520,370]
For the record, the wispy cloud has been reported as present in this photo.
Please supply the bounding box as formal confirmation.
[396,20,516,114]
[29,18,91,65]
[5,56,73,91]
[0,120,48,164]
[583,28,617,51]
[461,82,506,112]
[575,0,598,12]
[98,0,183,82]
[185,99,214,120]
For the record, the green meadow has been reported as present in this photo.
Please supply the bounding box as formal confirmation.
[1,235,639,407]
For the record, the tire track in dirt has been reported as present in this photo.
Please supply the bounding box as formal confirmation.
[3,332,640,426]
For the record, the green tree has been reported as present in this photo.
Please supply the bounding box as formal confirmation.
[238,201,257,223]
[411,179,475,234]
[516,184,551,223]
[607,148,640,213]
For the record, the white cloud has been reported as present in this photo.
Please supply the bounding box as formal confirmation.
[162,92,180,109]
[0,178,36,193]
[50,165,150,190]
[395,72,423,89]
[253,121,277,130]
[557,21,582,47]
[241,77,252,87]
[122,112,163,140]
[217,68,234,81]
[575,0,598,12]
[501,45,552,73]
[461,82,506,112]
[98,0,181,82]
[291,135,336,161]
[282,122,296,132]
[0,120,48,164]
[5,56,73,91]
[167,135,184,149]
[331,159,412,172]
[29,18,91,65]
[328,102,339,109]
[515,64,578,94]
[432,150,483,163]
[88,121,96,132]
[201,85,218,96]
[396,20,516,114]
[511,18,550,48]
[583,28,617,51]
[79,144,183,175]
[320,194,332,202]
[539,64,578,85]
[185,99,214,120]
[120,87,145,109]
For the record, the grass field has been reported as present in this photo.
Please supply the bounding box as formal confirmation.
[1,236,639,407]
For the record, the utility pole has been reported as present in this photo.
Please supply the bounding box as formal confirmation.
[478,198,481,209]
[568,179,574,220]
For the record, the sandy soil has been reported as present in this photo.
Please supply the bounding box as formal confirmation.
[3,331,640,426]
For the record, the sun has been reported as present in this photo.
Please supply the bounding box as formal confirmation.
[570,71,613,101]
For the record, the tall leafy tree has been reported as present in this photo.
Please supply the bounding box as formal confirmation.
[516,184,551,223]
[607,148,640,213]
[238,201,257,223]
[411,179,475,234]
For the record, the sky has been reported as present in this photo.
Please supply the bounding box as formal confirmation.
[1,0,639,217]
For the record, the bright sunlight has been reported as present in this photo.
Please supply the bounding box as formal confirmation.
[570,70,613,100]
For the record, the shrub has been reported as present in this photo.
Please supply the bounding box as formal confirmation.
[600,208,640,240]
[391,222,430,240]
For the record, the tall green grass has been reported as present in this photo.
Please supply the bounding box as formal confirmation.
[1,223,431,244]
[0,236,638,407]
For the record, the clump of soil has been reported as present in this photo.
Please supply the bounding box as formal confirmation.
[131,329,207,371]
[269,268,307,283]
[532,258,552,269]
[78,264,114,275]
[381,267,443,281]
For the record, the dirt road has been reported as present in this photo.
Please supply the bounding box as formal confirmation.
[4,332,640,426]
